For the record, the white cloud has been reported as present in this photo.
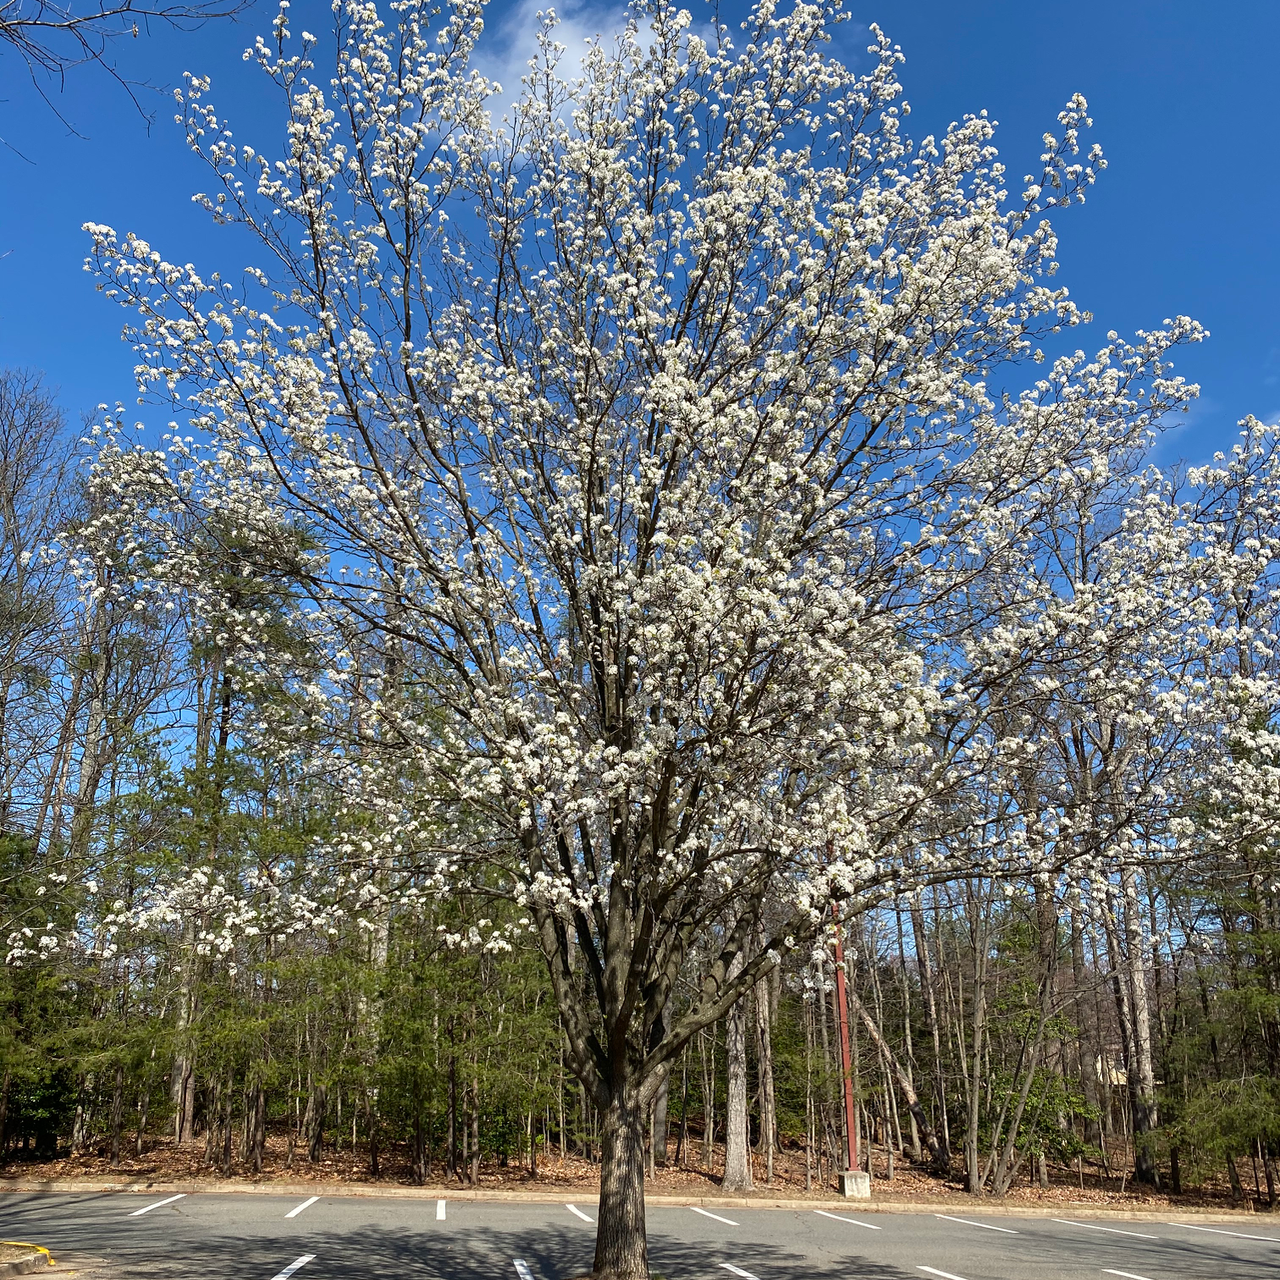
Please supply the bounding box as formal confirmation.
[475,0,635,110]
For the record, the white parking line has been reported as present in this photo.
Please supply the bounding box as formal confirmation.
[566,1204,594,1223]
[934,1213,1018,1234]
[1052,1218,1160,1240]
[513,1261,535,1280]
[1167,1222,1280,1243]
[692,1206,739,1226]
[437,1199,446,1221]
[720,1266,759,1280]
[269,1257,315,1280]
[129,1193,187,1217]
[285,1196,318,1219]
[919,1268,969,1280]
[1103,1271,1156,1280]
[814,1209,881,1229]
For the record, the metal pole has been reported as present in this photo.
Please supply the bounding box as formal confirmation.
[831,900,859,1173]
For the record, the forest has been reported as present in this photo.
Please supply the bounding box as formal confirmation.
[1,354,1277,1205]
[1,11,1280,1280]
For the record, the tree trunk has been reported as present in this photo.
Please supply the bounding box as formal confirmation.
[699,1025,716,1171]
[0,1068,10,1152]
[1103,889,1142,1182]
[469,1076,481,1186]
[755,972,776,1184]
[721,956,753,1192]
[1227,1153,1244,1203]
[110,1066,124,1168]
[413,1106,427,1184]
[965,895,989,1195]
[894,907,922,1164]
[558,1048,567,1162]
[677,1048,689,1169]
[221,1078,234,1175]
[305,1082,326,1163]
[204,1080,218,1165]
[804,995,814,1191]
[1120,868,1159,1184]
[136,1057,154,1157]
[447,1055,458,1178]
[592,1089,649,1280]
[988,1015,1051,1195]
[71,1075,92,1154]
[911,896,951,1169]
[67,595,111,865]
[1068,895,1102,1148]
[651,1075,669,1168]
[251,1086,266,1174]
[171,938,197,1147]
[31,660,85,853]
[883,1073,896,1179]
[650,1006,670,1168]
[846,985,944,1167]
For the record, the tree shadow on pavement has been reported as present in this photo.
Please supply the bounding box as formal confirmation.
[39,1222,927,1280]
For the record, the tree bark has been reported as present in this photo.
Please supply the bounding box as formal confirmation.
[67,593,111,865]
[0,1067,11,1153]
[110,1065,124,1168]
[1103,885,1150,1184]
[650,1005,670,1167]
[1120,867,1159,1184]
[251,1085,266,1174]
[699,1025,715,1170]
[71,1075,91,1155]
[965,890,990,1195]
[651,1075,669,1168]
[754,973,776,1184]
[305,1081,326,1163]
[911,896,951,1169]
[447,1055,458,1178]
[171,919,197,1145]
[845,985,945,1168]
[469,1076,481,1186]
[721,953,753,1192]
[592,1088,649,1280]
[412,1106,427,1184]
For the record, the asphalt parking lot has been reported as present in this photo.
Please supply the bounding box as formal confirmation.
[2,1190,1278,1280]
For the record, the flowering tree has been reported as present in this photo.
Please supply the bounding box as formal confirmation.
[934,421,1280,1188]
[80,0,1224,1272]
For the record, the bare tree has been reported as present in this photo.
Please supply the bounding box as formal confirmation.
[0,0,249,133]
[0,369,73,834]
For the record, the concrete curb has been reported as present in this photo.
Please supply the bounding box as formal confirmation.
[0,1242,55,1276]
[0,1259,50,1278]
[0,1177,1275,1225]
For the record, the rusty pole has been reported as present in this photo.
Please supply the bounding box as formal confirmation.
[831,900,859,1173]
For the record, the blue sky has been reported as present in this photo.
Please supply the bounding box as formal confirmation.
[1,0,1277,465]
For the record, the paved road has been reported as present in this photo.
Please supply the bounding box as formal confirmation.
[1,1191,1278,1280]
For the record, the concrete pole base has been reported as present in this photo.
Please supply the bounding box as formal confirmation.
[837,1170,871,1199]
